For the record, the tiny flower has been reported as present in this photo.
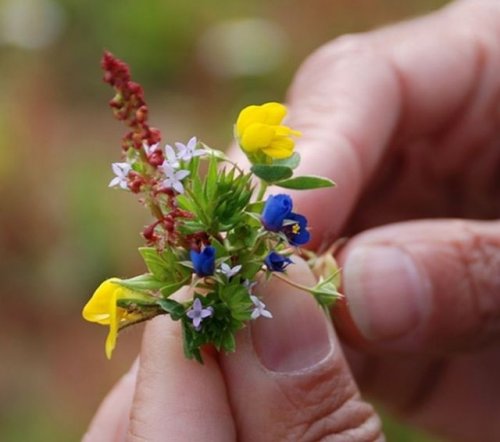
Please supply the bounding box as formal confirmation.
[160,161,190,193]
[250,295,273,319]
[218,262,242,279]
[82,278,150,359]
[261,194,293,231]
[175,136,206,162]
[264,251,293,273]
[283,213,310,246]
[164,144,180,168]
[235,102,301,160]
[261,194,311,246]
[109,162,132,190]
[187,298,214,331]
[190,246,216,277]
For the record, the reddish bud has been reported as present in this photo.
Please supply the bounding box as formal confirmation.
[136,105,148,123]
[128,173,144,193]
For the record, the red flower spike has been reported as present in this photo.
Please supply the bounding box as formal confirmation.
[101,51,161,151]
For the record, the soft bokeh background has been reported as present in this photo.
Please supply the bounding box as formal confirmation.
[0,0,451,440]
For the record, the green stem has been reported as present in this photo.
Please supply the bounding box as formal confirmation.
[272,272,312,294]
[256,180,268,201]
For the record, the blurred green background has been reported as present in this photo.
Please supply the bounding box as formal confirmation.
[0,0,451,440]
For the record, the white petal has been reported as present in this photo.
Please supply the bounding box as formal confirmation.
[187,136,197,150]
[221,263,230,273]
[251,309,260,320]
[108,177,121,187]
[175,169,190,180]
[161,162,175,177]
[173,181,184,194]
[261,309,273,319]
[118,181,129,190]
[232,265,242,274]
[193,149,207,157]
[200,309,212,318]
[165,145,178,165]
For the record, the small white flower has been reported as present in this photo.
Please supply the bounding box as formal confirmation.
[109,162,132,190]
[176,137,206,162]
[218,263,242,278]
[160,161,190,193]
[164,144,180,168]
[187,298,214,331]
[250,295,272,320]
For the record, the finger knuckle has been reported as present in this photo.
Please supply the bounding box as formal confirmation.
[270,363,383,442]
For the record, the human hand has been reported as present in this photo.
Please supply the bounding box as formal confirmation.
[85,1,500,440]
[84,258,382,441]
[281,0,500,440]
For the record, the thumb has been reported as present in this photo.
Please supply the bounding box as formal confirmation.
[338,219,500,352]
[220,258,383,441]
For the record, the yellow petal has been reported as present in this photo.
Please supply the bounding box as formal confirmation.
[105,291,119,359]
[240,123,275,152]
[82,278,121,325]
[236,105,267,136]
[261,102,287,125]
[262,137,295,159]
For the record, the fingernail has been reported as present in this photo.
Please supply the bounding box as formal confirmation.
[251,277,333,373]
[344,246,431,340]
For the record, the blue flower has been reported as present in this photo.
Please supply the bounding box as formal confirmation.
[284,213,310,246]
[264,251,293,272]
[261,194,292,231]
[261,194,311,246]
[190,246,216,277]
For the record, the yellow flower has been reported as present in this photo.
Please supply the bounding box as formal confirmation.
[82,278,149,359]
[235,102,301,160]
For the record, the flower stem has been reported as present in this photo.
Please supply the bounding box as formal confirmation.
[256,181,268,201]
[272,272,311,294]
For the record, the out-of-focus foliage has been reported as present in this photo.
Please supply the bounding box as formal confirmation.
[0,0,449,440]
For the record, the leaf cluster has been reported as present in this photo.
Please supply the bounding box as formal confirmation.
[177,155,253,235]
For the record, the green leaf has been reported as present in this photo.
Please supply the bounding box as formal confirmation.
[272,152,301,169]
[309,274,342,310]
[139,247,170,280]
[204,154,219,203]
[139,247,191,284]
[246,201,264,213]
[157,298,185,320]
[275,175,335,190]
[251,164,293,183]
[159,278,190,297]
[117,274,166,292]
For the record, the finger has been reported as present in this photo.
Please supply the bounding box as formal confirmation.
[337,219,500,352]
[127,316,236,441]
[220,258,383,441]
[284,0,500,248]
[83,359,138,442]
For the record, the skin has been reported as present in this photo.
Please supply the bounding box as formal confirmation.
[84,0,500,440]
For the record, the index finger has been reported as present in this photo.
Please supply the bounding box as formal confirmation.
[286,0,495,248]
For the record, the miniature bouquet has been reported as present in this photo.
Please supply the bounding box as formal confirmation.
[82,52,341,363]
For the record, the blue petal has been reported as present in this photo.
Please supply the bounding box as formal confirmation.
[264,251,293,272]
[190,246,216,276]
[261,194,293,231]
[286,212,311,246]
